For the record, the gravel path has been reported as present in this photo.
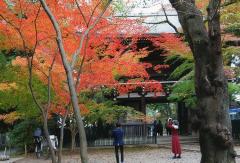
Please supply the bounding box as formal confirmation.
[14,146,240,163]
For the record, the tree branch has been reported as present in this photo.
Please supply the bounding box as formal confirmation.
[75,0,88,26]
[71,0,112,69]
[142,5,179,34]
[39,0,90,162]
[221,0,239,7]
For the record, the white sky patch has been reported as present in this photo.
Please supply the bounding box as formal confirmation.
[236,95,240,101]
[117,0,181,33]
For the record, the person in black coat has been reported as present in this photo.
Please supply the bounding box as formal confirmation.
[157,120,163,136]
[112,123,124,163]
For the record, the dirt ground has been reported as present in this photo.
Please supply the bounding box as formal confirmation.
[13,146,240,163]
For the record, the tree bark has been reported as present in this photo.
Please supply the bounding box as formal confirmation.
[28,58,57,163]
[43,114,57,163]
[58,112,68,163]
[69,119,77,151]
[24,144,27,157]
[169,0,236,162]
[58,124,64,163]
[39,1,88,162]
[71,130,77,151]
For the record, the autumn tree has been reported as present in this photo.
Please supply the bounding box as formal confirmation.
[0,52,50,155]
[1,0,148,162]
[0,0,195,162]
[168,0,237,162]
[0,1,61,161]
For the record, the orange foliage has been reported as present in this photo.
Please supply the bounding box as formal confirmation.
[148,33,190,55]
[0,0,189,116]
[196,0,209,10]
[0,111,20,124]
[0,82,17,91]
[50,103,89,117]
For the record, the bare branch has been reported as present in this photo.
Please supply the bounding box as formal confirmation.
[114,14,178,17]
[75,0,88,26]
[46,54,57,115]
[142,5,179,34]
[86,0,103,27]
[221,0,239,7]
[32,4,41,53]
[75,36,89,88]
[71,0,112,69]
[143,20,168,25]
[162,5,179,34]
[0,14,27,50]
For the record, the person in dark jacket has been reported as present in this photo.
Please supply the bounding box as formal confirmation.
[33,127,42,151]
[157,120,163,136]
[112,123,124,163]
[153,120,158,137]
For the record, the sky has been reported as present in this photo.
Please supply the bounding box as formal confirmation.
[118,0,181,33]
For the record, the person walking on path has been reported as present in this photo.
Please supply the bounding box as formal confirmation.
[112,123,124,163]
[168,120,181,159]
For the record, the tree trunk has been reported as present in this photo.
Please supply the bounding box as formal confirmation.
[40,0,88,163]
[58,125,63,163]
[58,113,68,163]
[71,130,76,151]
[39,1,89,162]
[169,0,236,162]
[24,144,27,157]
[43,114,57,163]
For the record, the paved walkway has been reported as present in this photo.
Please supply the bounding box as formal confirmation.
[0,157,23,163]
[12,144,240,163]
[160,144,240,156]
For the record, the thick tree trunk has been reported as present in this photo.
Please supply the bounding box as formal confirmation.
[169,0,236,162]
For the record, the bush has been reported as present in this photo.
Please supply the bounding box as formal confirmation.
[9,119,39,151]
[224,23,240,36]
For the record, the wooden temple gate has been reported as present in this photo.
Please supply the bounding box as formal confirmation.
[115,81,191,136]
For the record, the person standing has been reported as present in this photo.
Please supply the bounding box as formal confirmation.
[33,127,42,150]
[166,118,172,135]
[112,123,124,163]
[168,120,181,159]
[165,119,169,135]
[153,120,158,136]
[157,120,163,136]
[49,135,58,150]
[153,120,158,143]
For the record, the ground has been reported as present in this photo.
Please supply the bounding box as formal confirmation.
[10,145,240,163]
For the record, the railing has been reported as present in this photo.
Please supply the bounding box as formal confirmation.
[0,134,7,147]
[85,123,156,147]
